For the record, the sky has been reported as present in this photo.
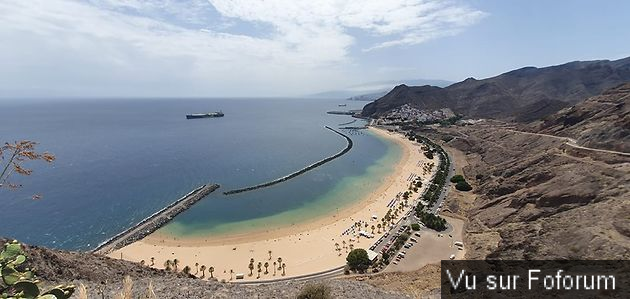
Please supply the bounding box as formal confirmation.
[1,0,629,98]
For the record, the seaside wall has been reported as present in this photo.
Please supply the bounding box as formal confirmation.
[93,184,220,254]
[223,126,353,195]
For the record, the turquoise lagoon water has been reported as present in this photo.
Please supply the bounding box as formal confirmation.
[0,98,401,250]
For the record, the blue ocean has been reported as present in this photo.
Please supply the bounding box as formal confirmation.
[0,98,400,251]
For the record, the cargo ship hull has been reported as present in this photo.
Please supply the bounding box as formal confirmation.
[186,112,224,119]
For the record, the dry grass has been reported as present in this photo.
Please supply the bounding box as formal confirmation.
[114,276,134,299]
[77,283,88,299]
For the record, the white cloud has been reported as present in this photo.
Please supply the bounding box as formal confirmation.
[0,0,485,97]
[208,0,486,51]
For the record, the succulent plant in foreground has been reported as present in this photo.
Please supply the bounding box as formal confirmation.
[1,240,74,299]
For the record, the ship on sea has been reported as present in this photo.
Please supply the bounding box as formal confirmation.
[338,104,347,107]
[186,111,224,119]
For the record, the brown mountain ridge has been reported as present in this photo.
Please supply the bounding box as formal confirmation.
[362,57,630,122]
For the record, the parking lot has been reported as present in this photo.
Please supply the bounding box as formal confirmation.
[384,216,465,273]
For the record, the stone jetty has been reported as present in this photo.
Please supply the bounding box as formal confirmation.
[93,183,220,254]
[223,126,353,195]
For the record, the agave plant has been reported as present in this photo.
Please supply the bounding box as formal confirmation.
[0,240,75,299]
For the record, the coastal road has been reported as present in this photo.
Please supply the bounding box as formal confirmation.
[429,150,455,215]
[231,266,345,285]
[371,140,455,258]
[370,136,456,273]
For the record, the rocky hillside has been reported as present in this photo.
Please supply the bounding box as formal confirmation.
[362,57,630,121]
[427,121,629,260]
[0,239,407,298]
[531,83,630,152]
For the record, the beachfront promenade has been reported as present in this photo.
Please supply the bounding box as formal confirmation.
[93,184,220,254]
[223,126,353,195]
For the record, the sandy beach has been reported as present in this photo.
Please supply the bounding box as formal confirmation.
[110,127,438,281]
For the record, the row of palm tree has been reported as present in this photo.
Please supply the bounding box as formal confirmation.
[147,258,215,279]
[247,256,286,279]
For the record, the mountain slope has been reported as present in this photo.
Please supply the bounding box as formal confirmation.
[531,83,630,152]
[428,123,629,260]
[362,57,630,121]
[423,85,630,259]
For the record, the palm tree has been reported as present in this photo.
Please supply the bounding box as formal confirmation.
[377,223,382,233]
[248,262,254,276]
[371,225,375,234]
[277,257,283,270]
[200,265,206,278]
[281,263,286,276]
[140,260,145,266]
[172,259,179,272]
[150,257,155,267]
[334,242,340,251]
[257,262,262,279]
[257,267,261,279]
[230,269,234,281]
[264,262,269,274]
[268,250,272,260]
[195,262,199,275]
[273,262,277,275]
[209,266,214,279]
[164,260,172,271]
[183,265,191,275]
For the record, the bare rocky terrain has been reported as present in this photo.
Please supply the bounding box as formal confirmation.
[531,83,630,152]
[425,117,629,260]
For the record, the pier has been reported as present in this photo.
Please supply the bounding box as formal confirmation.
[93,184,220,254]
[224,126,353,195]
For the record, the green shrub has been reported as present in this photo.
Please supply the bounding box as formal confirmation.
[346,249,371,273]
[450,175,465,183]
[415,211,448,231]
[297,283,332,299]
[455,181,473,191]
[424,151,434,159]
[411,223,421,231]
[382,252,390,263]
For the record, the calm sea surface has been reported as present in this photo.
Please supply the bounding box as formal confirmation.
[0,98,400,251]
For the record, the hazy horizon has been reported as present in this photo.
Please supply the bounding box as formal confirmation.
[2,0,629,98]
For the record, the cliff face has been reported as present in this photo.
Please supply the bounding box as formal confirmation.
[531,83,630,152]
[363,57,630,121]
